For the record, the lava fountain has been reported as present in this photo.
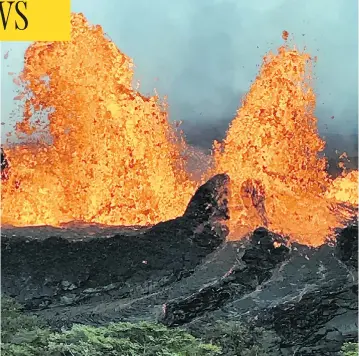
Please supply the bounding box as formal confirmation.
[1,13,196,227]
[213,45,357,245]
[1,14,357,246]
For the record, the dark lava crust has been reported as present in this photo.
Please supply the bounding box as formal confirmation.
[2,174,358,355]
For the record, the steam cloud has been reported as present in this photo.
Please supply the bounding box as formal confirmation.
[1,0,358,154]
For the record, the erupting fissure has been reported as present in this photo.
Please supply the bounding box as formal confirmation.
[1,13,357,246]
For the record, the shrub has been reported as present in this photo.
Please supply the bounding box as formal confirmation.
[1,296,51,355]
[201,320,280,356]
[341,342,359,356]
[1,296,220,356]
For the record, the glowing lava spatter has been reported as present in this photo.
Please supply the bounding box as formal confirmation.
[326,171,358,206]
[1,15,357,246]
[213,46,356,245]
[1,13,196,226]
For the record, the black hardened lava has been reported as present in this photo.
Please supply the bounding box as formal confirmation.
[249,225,359,356]
[1,147,9,180]
[335,224,358,270]
[1,174,230,309]
[161,227,290,326]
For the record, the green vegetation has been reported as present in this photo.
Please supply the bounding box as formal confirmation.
[201,320,280,356]
[3,296,357,356]
[1,296,220,356]
[341,342,359,356]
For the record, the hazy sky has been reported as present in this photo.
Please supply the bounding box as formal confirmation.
[1,0,358,143]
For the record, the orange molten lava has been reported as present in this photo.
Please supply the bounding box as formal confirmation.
[326,171,358,206]
[1,13,195,226]
[1,14,357,246]
[212,46,357,245]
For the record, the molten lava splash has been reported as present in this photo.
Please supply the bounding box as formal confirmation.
[326,171,358,206]
[213,46,355,245]
[1,13,196,226]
